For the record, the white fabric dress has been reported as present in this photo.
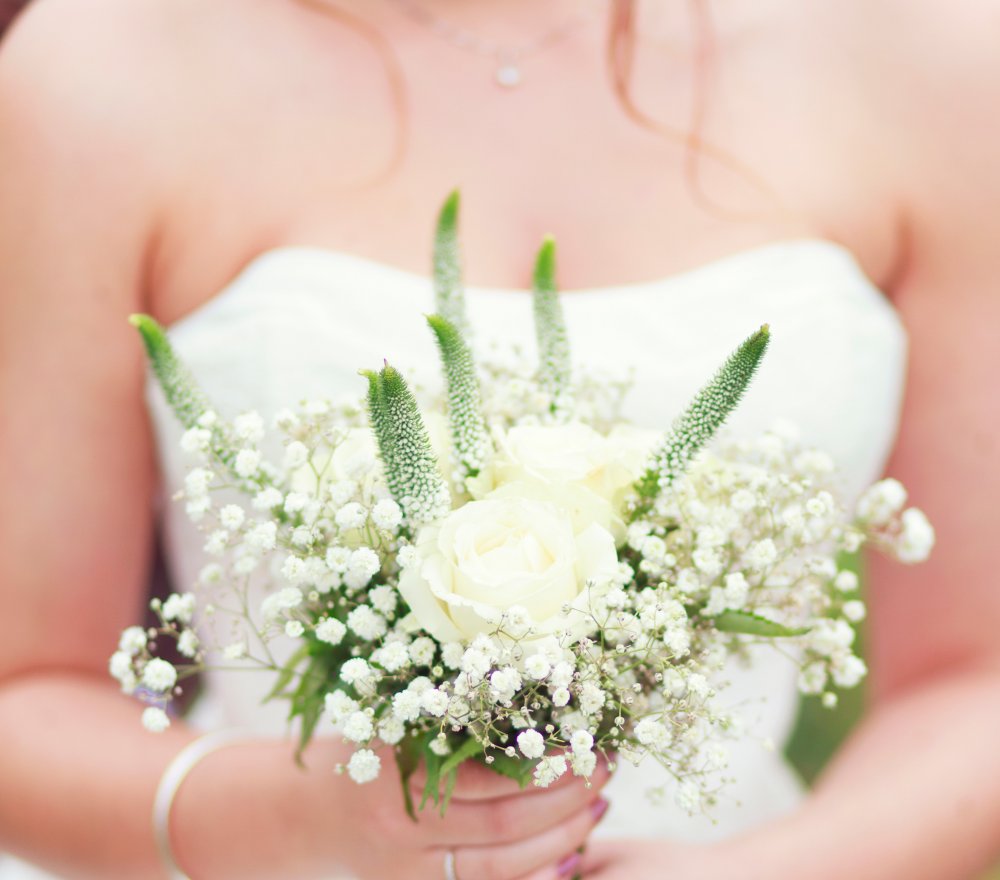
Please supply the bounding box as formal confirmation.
[0,240,906,877]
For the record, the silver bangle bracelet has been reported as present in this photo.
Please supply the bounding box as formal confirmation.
[152,730,250,880]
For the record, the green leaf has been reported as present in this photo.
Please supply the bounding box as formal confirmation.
[263,643,311,702]
[440,767,459,818]
[433,190,469,335]
[438,734,484,780]
[532,237,572,411]
[713,610,810,638]
[487,752,537,789]
[420,740,444,811]
[426,314,492,479]
[637,325,770,499]
[394,735,423,822]
[129,314,212,429]
[410,734,486,817]
[288,649,339,764]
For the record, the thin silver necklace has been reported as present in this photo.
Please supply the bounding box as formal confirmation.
[387,0,592,88]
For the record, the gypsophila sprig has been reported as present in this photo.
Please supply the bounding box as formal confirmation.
[118,192,932,822]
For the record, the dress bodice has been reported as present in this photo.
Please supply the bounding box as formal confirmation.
[149,239,906,841]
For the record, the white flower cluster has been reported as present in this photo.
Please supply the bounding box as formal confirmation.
[855,478,935,564]
[108,592,203,732]
[116,375,931,818]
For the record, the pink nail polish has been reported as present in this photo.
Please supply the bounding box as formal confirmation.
[557,852,582,878]
[590,798,610,821]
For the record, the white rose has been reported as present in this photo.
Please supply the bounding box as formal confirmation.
[398,488,619,648]
[472,422,659,515]
[499,422,652,496]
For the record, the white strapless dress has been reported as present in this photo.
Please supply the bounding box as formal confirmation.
[0,240,906,878]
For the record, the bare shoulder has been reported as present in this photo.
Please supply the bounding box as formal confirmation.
[0,0,280,301]
[0,0,203,281]
[845,1,1000,247]
[0,0,185,135]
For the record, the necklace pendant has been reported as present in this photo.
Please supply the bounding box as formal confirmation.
[495,62,522,88]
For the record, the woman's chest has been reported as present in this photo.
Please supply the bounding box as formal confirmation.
[149,0,899,326]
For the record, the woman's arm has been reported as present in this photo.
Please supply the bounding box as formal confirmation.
[579,274,1000,880]
[581,5,1000,877]
[0,7,608,878]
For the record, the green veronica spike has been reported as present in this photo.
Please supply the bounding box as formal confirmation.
[362,363,451,525]
[433,190,469,336]
[427,314,493,480]
[532,236,572,411]
[636,325,771,499]
[130,314,285,498]
[361,366,393,474]
[129,314,211,429]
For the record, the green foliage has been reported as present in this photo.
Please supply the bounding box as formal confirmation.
[395,731,425,821]
[532,237,572,410]
[637,325,770,499]
[426,314,492,479]
[433,190,469,336]
[434,736,484,816]
[129,314,211,429]
[264,635,356,765]
[419,738,445,812]
[362,363,451,524]
[786,550,865,784]
[488,751,538,788]
[286,646,345,763]
[713,610,810,638]
[263,643,311,703]
[397,732,527,821]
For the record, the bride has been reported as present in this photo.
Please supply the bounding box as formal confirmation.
[1,0,999,878]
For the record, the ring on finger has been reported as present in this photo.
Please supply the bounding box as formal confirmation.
[443,849,459,880]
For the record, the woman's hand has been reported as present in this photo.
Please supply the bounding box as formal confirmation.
[577,839,733,880]
[325,746,612,880]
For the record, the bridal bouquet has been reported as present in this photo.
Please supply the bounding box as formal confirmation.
[112,193,933,817]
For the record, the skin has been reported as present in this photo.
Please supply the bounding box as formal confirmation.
[0,0,998,877]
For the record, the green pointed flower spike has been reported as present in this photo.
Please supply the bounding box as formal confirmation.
[363,363,452,525]
[130,314,285,499]
[636,325,771,499]
[129,314,211,429]
[427,314,493,480]
[433,190,469,336]
[361,367,394,472]
[532,236,572,412]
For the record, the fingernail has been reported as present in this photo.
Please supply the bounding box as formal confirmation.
[557,852,582,878]
[590,797,610,821]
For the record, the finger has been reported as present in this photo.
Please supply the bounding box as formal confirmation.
[414,770,611,846]
[441,755,613,803]
[576,839,625,874]
[443,798,610,880]
[409,759,528,802]
[514,851,585,880]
